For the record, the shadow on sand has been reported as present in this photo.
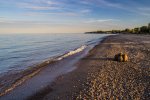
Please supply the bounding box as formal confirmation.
[82,57,114,61]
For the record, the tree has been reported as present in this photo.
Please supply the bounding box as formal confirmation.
[140,26,148,33]
[124,28,131,33]
[134,28,140,34]
[148,23,150,29]
[148,23,150,33]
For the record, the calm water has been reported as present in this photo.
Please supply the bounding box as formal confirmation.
[0,33,109,74]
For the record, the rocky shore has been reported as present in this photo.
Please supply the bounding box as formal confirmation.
[28,34,150,100]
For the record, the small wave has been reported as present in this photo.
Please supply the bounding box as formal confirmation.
[57,45,87,60]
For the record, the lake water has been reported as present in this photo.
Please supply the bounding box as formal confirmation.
[0,33,109,75]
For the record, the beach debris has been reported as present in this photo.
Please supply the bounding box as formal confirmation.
[114,53,128,62]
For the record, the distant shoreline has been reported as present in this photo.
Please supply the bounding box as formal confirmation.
[85,32,150,35]
[85,23,150,35]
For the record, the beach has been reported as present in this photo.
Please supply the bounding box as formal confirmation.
[1,34,150,100]
[27,34,150,100]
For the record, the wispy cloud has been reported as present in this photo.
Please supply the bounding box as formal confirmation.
[17,0,92,16]
[18,1,61,10]
[138,7,150,11]
[137,7,150,16]
[80,9,91,13]
[80,0,150,17]
[80,0,123,8]
[97,0,122,8]
[24,11,91,17]
[84,19,119,23]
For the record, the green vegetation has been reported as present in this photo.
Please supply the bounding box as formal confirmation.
[85,23,150,34]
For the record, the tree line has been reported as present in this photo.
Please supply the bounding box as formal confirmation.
[85,23,150,34]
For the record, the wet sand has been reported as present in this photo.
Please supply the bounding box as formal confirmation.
[33,34,150,100]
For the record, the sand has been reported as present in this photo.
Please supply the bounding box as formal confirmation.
[26,34,150,100]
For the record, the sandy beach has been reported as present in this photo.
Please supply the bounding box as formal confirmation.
[26,34,150,100]
[1,34,150,100]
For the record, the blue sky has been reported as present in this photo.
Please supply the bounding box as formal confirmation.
[0,0,150,33]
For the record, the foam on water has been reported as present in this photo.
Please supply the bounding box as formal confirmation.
[57,45,87,60]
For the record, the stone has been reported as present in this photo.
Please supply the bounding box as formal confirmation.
[114,53,128,62]
[122,54,128,62]
[118,55,124,62]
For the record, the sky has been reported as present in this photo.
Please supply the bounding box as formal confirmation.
[0,0,150,34]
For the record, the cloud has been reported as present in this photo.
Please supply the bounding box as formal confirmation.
[80,0,150,17]
[122,6,150,17]
[44,0,60,5]
[21,0,61,5]
[25,6,58,10]
[24,7,92,17]
[137,7,150,16]
[80,9,91,13]
[80,0,123,8]
[85,19,119,23]
[138,7,150,11]
[18,2,61,10]
[17,0,92,16]
[137,12,150,16]
[24,12,79,17]
[98,0,122,8]
[15,0,65,11]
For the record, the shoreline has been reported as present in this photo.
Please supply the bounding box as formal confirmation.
[0,35,107,99]
[28,34,150,99]
[0,44,88,97]
[1,34,150,99]
[0,33,109,97]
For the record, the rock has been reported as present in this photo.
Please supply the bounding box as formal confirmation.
[114,53,128,62]
[114,53,122,61]
[118,55,124,62]
[122,54,128,62]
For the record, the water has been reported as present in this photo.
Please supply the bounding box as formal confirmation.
[0,33,109,75]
